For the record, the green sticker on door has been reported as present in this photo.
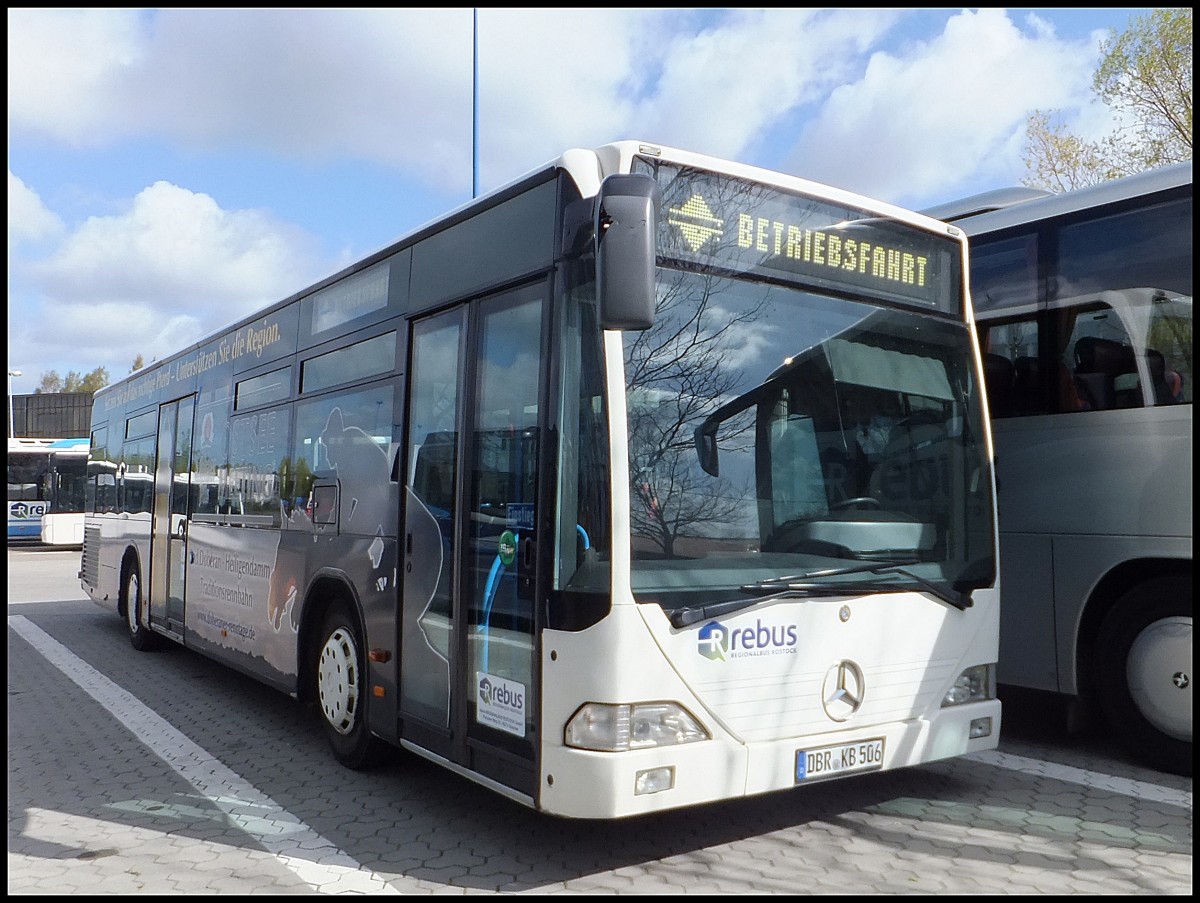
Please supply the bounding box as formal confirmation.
[498,529,517,567]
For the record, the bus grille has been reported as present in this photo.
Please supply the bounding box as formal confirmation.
[82,526,101,586]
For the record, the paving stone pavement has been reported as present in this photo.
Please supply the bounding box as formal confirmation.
[8,551,1193,894]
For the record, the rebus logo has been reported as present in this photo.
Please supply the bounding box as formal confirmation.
[697,617,799,661]
[697,621,729,661]
[478,677,523,709]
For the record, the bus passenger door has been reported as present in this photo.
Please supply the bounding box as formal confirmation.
[400,309,463,744]
[400,283,546,798]
[149,394,195,635]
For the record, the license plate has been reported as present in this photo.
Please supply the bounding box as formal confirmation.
[796,738,885,781]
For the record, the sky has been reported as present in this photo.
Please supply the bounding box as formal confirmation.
[7,7,1153,393]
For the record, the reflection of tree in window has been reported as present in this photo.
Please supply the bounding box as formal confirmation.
[623,270,768,557]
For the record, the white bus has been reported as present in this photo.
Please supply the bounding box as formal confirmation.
[924,161,1191,776]
[40,437,91,546]
[7,437,89,544]
[80,141,1001,818]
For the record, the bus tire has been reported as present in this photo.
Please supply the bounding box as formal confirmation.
[1094,576,1192,776]
[124,560,162,652]
[315,602,383,770]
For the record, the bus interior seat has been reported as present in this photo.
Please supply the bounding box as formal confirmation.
[1145,348,1174,404]
[1073,336,1137,411]
[981,353,1014,417]
[1012,356,1041,415]
[1165,368,1184,403]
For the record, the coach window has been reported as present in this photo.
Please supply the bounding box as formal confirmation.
[194,374,232,517]
[290,384,396,534]
[980,318,1041,417]
[968,234,1038,316]
[84,428,108,515]
[125,409,157,440]
[235,366,292,411]
[120,438,156,514]
[1064,301,1150,411]
[227,406,291,526]
[120,411,158,514]
[1146,292,1192,404]
[301,331,397,394]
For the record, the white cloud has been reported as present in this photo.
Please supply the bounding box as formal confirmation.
[784,8,1109,206]
[630,8,902,161]
[19,181,326,377]
[6,7,1132,385]
[8,172,64,246]
[6,8,148,145]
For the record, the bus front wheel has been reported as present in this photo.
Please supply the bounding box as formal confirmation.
[124,561,161,652]
[1094,576,1192,776]
[315,603,383,770]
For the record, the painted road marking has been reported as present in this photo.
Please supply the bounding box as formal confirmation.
[8,616,402,895]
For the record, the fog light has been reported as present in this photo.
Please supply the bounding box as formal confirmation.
[634,766,675,795]
[969,716,993,739]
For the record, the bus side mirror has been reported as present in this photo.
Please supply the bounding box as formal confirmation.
[595,173,659,331]
[695,422,719,476]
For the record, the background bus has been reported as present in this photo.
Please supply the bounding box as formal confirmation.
[924,161,1191,775]
[7,437,89,544]
[80,141,1001,818]
[41,437,91,546]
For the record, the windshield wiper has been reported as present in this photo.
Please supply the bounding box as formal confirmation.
[739,560,973,611]
[668,591,797,629]
[669,562,973,629]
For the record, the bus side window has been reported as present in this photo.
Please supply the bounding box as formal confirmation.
[979,319,1038,417]
[981,353,1014,417]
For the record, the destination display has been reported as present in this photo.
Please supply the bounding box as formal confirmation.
[638,159,961,314]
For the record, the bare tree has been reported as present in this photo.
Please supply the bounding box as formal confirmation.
[1023,9,1192,191]
[624,267,768,557]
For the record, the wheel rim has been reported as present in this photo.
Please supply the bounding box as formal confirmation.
[1126,615,1192,742]
[318,626,360,736]
[126,571,140,634]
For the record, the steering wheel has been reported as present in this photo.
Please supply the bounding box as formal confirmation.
[830,497,880,511]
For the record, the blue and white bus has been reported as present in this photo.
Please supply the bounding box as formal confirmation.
[7,437,89,543]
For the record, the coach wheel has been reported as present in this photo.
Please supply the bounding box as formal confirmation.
[124,561,161,652]
[1094,576,1192,776]
[315,602,383,770]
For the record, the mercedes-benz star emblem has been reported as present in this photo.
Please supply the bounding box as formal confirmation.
[822,660,865,722]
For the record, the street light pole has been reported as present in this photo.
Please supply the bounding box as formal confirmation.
[8,369,22,438]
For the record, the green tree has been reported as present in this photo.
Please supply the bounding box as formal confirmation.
[1023,8,1192,191]
[35,366,110,394]
[36,371,63,394]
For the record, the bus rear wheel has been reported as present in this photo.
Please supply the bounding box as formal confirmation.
[315,602,383,770]
[1094,576,1192,776]
[124,561,161,652]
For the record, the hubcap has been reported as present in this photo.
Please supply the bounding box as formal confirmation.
[1127,615,1192,742]
[318,626,360,735]
[126,572,140,633]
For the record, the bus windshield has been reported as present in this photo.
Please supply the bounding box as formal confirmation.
[619,270,994,608]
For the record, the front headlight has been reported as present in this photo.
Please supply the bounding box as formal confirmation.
[942,664,996,706]
[565,702,709,751]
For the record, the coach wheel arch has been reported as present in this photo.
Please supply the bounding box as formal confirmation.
[1073,557,1191,697]
[1093,573,1192,776]
[118,547,141,623]
[120,547,162,652]
[300,576,385,769]
[297,574,363,705]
